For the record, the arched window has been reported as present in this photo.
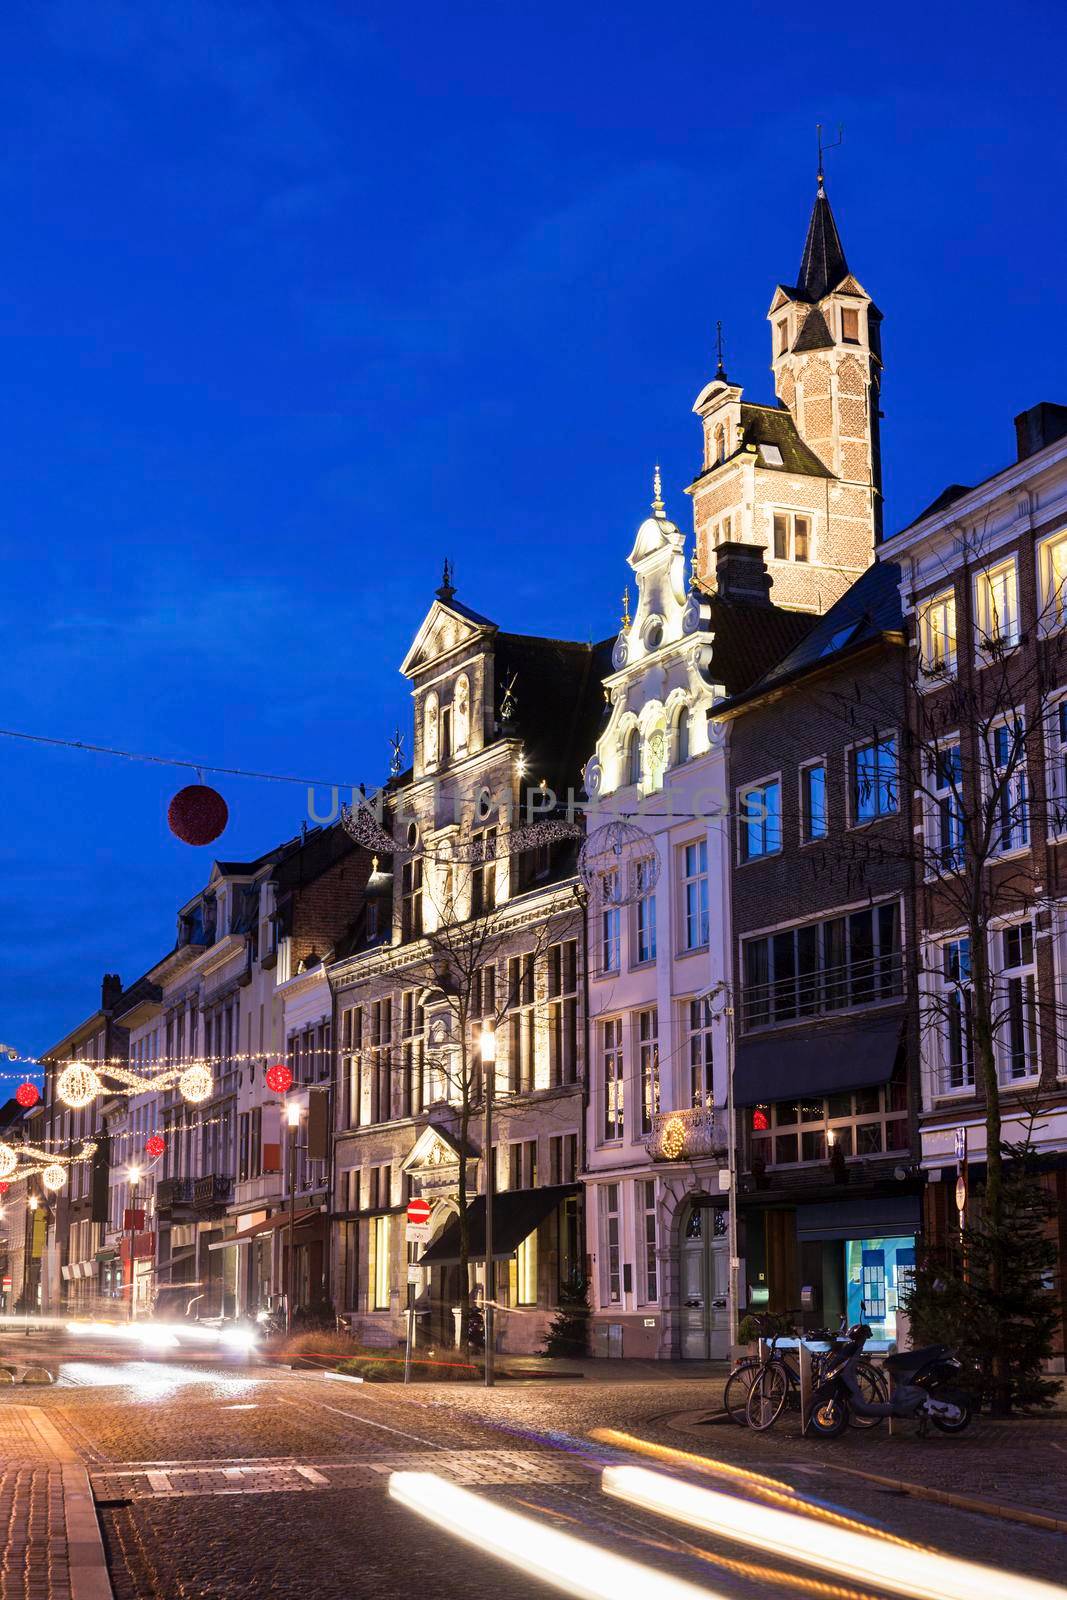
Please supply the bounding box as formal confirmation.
[672,705,690,766]
[623,728,641,787]
[646,724,667,792]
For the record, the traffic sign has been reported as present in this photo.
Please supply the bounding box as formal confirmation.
[954,1126,967,1164]
[406,1222,432,1246]
[955,1173,967,1215]
[407,1198,432,1226]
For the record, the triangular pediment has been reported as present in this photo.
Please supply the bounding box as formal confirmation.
[400,599,496,678]
[401,1123,469,1175]
[832,273,869,300]
[768,284,795,314]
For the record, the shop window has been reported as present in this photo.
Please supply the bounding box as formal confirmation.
[369,1214,391,1310]
[514,1231,538,1306]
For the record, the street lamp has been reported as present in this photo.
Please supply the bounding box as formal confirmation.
[479,1026,496,1387]
[702,982,739,1354]
[285,1101,302,1337]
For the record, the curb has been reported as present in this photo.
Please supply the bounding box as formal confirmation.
[323,1370,365,1386]
[808,1460,1067,1535]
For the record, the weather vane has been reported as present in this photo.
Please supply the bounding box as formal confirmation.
[388,727,405,777]
[714,318,727,381]
[816,122,844,190]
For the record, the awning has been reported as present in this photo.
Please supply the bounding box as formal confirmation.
[418,1184,577,1267]
[207,1206,324,1251]
[795,1194,921,1241]
[734,1017,902,1106]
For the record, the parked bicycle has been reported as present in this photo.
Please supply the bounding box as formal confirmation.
[745,1313,887,1432]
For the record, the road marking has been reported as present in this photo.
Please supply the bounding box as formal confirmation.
[146,1471,173,1494]
[294,1465,329,1485]
[277,1394,446,1450]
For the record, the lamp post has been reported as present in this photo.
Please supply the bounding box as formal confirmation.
[703,983,739,1354]
[127,1165,142,1322]
[285,1101,302,1336]
[480,1025,496,1387]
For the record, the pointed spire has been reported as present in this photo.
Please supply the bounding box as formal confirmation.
[436,558,456,602]
[651,463,665,518]
[797,174,848,302]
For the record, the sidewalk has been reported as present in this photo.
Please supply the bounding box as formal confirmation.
[497,1355,729,1382]
[0,1407,111,1600]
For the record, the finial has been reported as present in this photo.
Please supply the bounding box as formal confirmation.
[651,463,664,516]
[621,587,631,632]
[388,727,404,777]
[689,550,698,591]
[436,558,456,601]
[714,319,728,383]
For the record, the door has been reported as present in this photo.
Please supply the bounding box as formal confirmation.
[680,1203,730,1359]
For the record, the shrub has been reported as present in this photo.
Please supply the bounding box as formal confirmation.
[541,1275,591,1358]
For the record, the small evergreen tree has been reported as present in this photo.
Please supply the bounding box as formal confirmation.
[541,1274,591,1358]
[902,1143,1058,1414]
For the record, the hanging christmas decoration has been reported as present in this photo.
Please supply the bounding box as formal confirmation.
[179,1064,213,1104]
[661,1116,686,1161]
[0,1144,16,1181]
[168,784,229,847]
[145,1134,166,1158]
[56,1063,103,1111]
[340,800,398,856]
[752,1107,770,1132]
[265,1063,293,1095]
[15,1082,40,1108]
[578,820,660,906]
[42,1164,67,1192]
[0,1182,8,1195]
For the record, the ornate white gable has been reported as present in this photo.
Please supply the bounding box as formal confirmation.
[400,600,493,679]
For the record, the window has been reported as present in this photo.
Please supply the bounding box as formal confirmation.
[938,938,973,1092]
[777,318,789,356]
[682,841,709,950]
[918,590,957,677]
[800,761,827,843]
[929,740,964,871]
[601,1183,622,1304]
[989,717,1028,853]
[601,871,621,973]
[772,510,811,562]
[400,990,424,1119]
[640,1179,658,1303]
[507,1139,538,1190]
[548,1132,578,1185]
[547,940,578,1087]
[401,857,423,941]
[739,777,782,861]
[369,999,392,1122]
[851,734,898,822]
[601,1019,624,1141]
[1047,702,1067,835]
[685,997,714,1108]
[623,729,641,787]
[1038,529,1067,630]
[750,1081,908,1169]
[634,860,656,964]
[671,704,690,765]
[999,922,1037,1083]
[974,559,1020,653]
[515,1229,538,1305]
[470,826,497,917]
[841,306,860,343]
[507,953,536,1093]
[742,900,902,1028]
[637,1008,659,1137]
[370,1214,392,1310]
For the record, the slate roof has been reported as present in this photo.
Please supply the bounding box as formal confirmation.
[904,483,973,528]
[689,403,834,490]
[796,186,849,302]
[792,305,835,353]
[495,631,616,793]
[701,592,819,698]
[715,560,904,713]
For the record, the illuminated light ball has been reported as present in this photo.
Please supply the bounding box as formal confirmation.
[167,785,229,847]
[42,1164,67,1192]
[265,1063,293,1095]
[0,1144,17,1181]
[56,1063,102,1111]
[15,1082,40,1109]
[752,1107,770,1132]
[179,1065,213,1104]
[661,1116,686,1161]
[145,1134,166,1158]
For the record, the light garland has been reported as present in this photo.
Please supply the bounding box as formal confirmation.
[42,1164,67,1192]
[661,1116,686,1161]
[56,1063,103,1110]
[0,1143,17,1180]
[178,1065,213,1104]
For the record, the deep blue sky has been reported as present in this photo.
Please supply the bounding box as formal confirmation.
[2,0,1065,1058]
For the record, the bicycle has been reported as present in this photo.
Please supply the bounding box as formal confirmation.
[746,1316,888,1432]
[721,1312,795,1425]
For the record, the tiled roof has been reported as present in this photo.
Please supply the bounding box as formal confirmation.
[703,593,819,697]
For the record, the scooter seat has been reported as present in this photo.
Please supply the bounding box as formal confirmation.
[884,1344,949,1374]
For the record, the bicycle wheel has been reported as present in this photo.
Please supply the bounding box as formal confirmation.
[850,1360,888,1429]
[722,1360,759,1426]
[746,1362,790,1431]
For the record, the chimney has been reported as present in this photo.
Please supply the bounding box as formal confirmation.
[1014,402,1067,463]
[101,973,122,1012]
[714,541,774,607]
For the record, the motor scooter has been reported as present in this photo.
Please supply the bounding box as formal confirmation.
[807,1322,973,1438]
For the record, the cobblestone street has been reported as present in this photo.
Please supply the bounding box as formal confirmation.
[1,1350,1065,1599]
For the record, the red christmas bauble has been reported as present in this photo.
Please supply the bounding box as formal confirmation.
[0,1182,7,1195]
[167,785,229,847]
[265,1063,293,1094]
[145,1134,166,1158]
[15,1082,40,1108]
[752,1108,770,1132]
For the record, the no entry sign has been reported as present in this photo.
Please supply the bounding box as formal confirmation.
[407,1198,432,1226]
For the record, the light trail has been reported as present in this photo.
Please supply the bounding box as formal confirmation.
[388,1471,723,1600]
[602,1465,1067,1600]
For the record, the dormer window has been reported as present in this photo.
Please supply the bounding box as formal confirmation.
[777,318,789,356]
[841,306,860,343]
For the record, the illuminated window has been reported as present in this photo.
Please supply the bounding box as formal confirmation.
[601,1019,624,1142]
[601,1184,621,1304]
[772,511,811,562]
[1038,529,1067,630]
[917,590,957,676]
[515,1230,538,1306]
[974,559,1020,653]
[370,1213,391,1310]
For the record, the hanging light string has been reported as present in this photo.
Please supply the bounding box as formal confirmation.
[0,726,360,791]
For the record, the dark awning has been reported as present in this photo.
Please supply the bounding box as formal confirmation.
[796,1195,921,1241]
[734,1017,902,1106]
[418,1184,577,1266]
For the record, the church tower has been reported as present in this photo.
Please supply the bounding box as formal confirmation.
[688,177,883,613]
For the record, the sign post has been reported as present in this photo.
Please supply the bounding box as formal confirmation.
[404,1199,432,1383]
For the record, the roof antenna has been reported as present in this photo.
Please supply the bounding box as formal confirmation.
[714,318,727,382]
[816,122,843,193]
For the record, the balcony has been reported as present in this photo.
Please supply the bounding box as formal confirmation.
[194,1174,233,1211]
[645,1107,727,1163]
[155,1179,194,1215]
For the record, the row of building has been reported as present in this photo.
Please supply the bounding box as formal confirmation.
[3,178,1066,1364]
